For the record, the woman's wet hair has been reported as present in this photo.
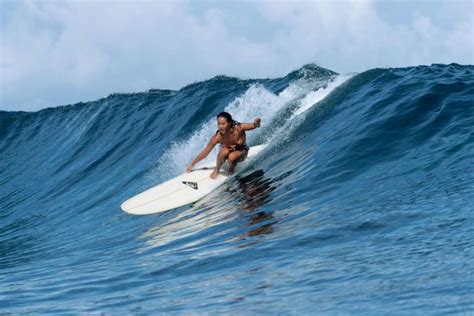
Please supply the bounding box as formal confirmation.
[217,112,239,128]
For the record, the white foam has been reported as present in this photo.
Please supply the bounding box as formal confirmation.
[257,74,353,149]
[293,74,353,117]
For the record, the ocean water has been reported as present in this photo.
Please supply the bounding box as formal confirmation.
[1,64,473,314]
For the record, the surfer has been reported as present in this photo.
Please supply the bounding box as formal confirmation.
[186,112,261,179]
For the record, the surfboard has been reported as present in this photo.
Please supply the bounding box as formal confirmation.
[121,144,267,215]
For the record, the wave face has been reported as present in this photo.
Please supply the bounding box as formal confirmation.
[1,63,473,314]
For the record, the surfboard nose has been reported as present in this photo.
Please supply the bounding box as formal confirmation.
[121,200,132,212]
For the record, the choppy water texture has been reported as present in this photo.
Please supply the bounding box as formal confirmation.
[1,64,473,314]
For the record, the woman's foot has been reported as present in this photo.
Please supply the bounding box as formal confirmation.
[227,167,235,176]
[210,169,219,179]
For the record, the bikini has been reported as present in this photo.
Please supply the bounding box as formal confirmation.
[228,143,249,152]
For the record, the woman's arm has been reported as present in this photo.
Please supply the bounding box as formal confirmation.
[240,117,261,131]
[186,135,219,172]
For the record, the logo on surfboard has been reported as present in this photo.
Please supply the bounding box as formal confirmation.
[182,181,198,190]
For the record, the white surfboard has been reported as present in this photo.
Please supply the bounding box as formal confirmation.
[121,144,267,215]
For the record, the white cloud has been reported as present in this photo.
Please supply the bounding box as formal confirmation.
[0,0,472,111]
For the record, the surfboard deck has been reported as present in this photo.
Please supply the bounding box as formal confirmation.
[121,144,266,215]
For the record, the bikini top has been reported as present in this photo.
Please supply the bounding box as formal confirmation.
[215,123,248,151]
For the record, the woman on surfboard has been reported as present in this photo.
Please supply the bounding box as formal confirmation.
[186,112,261,179]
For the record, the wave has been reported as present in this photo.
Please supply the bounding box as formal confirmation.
[1,63,473,314]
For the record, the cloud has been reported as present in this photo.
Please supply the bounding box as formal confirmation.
[255,0,473,69]
[1,0,472,111]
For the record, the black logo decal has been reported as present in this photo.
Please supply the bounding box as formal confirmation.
[182,181,198,190]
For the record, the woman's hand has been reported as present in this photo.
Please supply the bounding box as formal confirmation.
[254,117,261,128]
[186,164,193,173]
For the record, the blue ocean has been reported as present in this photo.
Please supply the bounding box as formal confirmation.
[1,63,473,314]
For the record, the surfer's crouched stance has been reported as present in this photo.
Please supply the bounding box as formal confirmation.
[186,112,261,179]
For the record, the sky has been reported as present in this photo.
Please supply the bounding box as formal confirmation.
[1,0,473,112]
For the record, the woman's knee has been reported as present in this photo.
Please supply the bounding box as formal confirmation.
[228,153,240,164]
[218,147,230,159]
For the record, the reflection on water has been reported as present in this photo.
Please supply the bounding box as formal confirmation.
[245,211,274,237]
[228,170,277,238]
[139,169,281,252]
